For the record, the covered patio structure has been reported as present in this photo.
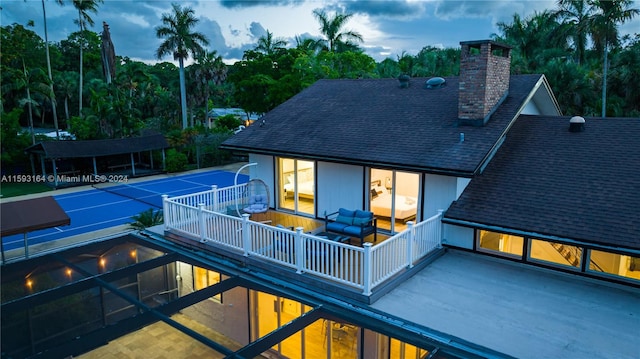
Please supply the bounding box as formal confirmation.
[25,133,169,188]
[0,196,70,261]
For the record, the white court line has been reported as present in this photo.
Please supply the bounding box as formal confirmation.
[65,197,145,213]
[174,179,213,187]
[2,215,135,244]
[54,227,64,232]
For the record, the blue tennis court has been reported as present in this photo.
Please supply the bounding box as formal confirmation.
[2,170,248,251]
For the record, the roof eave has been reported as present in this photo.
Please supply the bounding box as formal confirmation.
[220,145,476,178]
[441,217,640,254]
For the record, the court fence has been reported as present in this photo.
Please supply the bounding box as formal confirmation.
[163,185,443,295]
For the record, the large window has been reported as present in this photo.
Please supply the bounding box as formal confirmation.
[278,158,315,216]
[477,230,524,257]
[529,239,582,269]
[588,250,640,282]
[474,230,640,285]
[370,169,419,233]
[193,266,222,302]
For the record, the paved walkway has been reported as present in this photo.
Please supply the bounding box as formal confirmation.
[78,313,257,359]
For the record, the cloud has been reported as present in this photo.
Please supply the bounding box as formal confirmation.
[220,0,305,9]
[196,17,229,54]
[248,22,267,40]
[339,0,427,18]
[433,0,555,21]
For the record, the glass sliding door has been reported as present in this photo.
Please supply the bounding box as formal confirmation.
[278,158,315,216]
[369,169,419,233]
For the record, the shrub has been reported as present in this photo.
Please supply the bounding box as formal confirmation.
[165,148,187,173]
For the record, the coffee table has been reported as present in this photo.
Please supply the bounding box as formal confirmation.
[315,231,351,244]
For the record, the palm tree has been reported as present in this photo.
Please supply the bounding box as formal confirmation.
[41,0,64,139]
[255,30,287,56]
[72,0,103,117]
[554,0,595,65]
[156,2,209,129]
[193,50,226,123]
[590,0,639,117]
[15,66,53,145]
[129,208,163,230]
[55,71,77,121]
[312,9,363,53]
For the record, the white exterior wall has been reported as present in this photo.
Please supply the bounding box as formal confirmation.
[522,99,541,115]
[443,223,474,249]
[316,162,363,217]
[456,177,471,198]
[423,173,458,217]
[249,154,275,207]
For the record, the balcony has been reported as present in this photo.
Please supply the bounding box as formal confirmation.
[162,184,444,303]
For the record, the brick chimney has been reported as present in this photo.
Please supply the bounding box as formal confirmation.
[458,40,511,126]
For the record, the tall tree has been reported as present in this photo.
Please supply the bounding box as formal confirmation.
[255,30,287,57]
[590,0,639,117]
[312,9,363,53]
[192,50,227,123]
[72,0,103,116]
[156,2,209,129]
[41,0,65,138]
[554,0,595,65]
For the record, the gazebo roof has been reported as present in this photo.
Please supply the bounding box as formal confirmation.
[25,133,168,159]
[1,196,70,237]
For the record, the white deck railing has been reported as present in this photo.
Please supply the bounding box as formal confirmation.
[163,188,442,295]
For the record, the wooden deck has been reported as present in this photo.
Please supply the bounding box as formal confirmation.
[247,210,389,245]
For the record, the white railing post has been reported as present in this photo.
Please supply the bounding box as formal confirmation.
[295,227,304,274]
[211,185,218,211]
[198,203,206,242]
[363,243,373,296]
[242,214,251,256]
[437,209,444,249]
[162,195,169,230]
[406,221,415,269]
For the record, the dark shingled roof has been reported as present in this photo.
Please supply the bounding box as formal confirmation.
[444,115,640,250]
[25,133,169,159]
[221,75,544,176]
[1,196,70,237]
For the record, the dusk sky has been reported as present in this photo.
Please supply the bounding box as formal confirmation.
[2,0,639,65]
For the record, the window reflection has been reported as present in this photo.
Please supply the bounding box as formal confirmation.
[589,250,640,282]
[193,266,221,301]
[477,230,523,257]
[530,239,582,268]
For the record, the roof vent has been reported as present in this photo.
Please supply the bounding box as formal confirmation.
[569,116,585,132]
[426,76,446,89]
[398,74,410,88]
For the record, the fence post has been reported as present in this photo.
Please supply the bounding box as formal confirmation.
[295,227,304,274]
[211,185,218,212]
[406,221,415,269]
[242,214,251,256]
[363,243,373,296]
[198,203,206,242]
[162,195,169,230]
[437,209,444,249]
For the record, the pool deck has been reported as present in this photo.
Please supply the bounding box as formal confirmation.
[371,249,640,359]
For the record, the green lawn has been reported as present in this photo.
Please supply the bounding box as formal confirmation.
[0,182,53,199]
